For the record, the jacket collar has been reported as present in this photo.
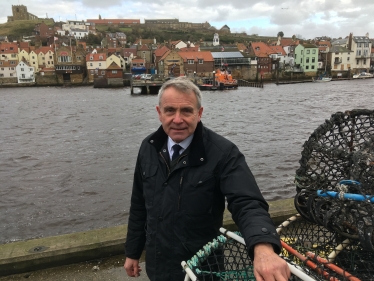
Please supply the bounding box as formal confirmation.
[148,121,206,166]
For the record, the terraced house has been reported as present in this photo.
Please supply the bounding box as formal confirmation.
[0,42,18,80]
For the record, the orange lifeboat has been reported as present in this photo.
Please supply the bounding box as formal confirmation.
[214,69,238,89]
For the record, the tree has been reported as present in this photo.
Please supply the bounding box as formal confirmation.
[277,31,284,38]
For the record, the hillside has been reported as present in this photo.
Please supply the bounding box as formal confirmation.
[0,19,277,45]
[0,19,55,40]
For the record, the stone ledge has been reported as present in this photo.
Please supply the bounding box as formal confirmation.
[0,198,296,277]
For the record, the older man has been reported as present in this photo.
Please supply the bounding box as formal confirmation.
[124,77,290,280]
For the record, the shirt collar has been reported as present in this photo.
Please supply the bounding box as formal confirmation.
[168,134,194,157]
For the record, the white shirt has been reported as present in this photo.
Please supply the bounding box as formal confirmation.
[168,134,194,161]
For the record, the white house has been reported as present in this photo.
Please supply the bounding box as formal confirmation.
[70,29,89,40]
[16,61,35,83]
[329,45,354,74]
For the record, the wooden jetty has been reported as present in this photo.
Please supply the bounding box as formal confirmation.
[237,79,263,88]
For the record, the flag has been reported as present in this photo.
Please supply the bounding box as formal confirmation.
[54,37,58,41]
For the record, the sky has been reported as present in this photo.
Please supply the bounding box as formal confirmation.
[1,0,374,40]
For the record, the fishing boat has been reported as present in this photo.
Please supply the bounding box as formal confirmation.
[353,72,374,79]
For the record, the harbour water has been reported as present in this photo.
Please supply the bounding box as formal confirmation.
[0,79,373,244]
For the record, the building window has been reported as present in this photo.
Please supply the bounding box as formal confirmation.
[312,57,315,63]
[58,56,71,62]
[347,57,350,61]
[306,66,309,69]
[99,56,103,59]
[0,74,3,77]
[49,56,52,59]
[90,63,93,66]
[112,70,117,74]
[301,50,303,55]
[306,50,310,54]
[312,49,316,54]
[90,56,93,60]
[99,63,101,66]
[198,59,203,64]
[10,73,13,76]
[301,58,303,63]
[356,60,359,64]
[30,68,33,71]
[101,71,105,75]
[188,59,194,64]
[90,70,94,74]
[22,74,25,78]
[306,58,309,63]
[312,65,315,69]
[21,68,24,71]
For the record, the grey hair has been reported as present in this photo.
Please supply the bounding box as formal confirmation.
[158,77,202,108]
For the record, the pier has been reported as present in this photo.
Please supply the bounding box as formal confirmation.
[131,79,163,95]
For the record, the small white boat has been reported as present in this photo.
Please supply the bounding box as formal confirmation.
[313,77,332,82]
[352,72,373,79]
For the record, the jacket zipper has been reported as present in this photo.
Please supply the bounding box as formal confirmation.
[159,152,170,176]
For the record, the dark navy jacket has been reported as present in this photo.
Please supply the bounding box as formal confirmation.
[125,122,281,280]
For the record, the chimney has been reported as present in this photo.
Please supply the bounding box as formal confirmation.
[348,33,353,51]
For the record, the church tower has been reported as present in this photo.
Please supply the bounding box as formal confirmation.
[213,33,219,46]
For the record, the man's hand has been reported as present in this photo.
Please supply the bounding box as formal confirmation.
[253,243,290,281]
[124,257,142,277]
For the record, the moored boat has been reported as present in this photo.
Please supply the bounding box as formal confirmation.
[214,69,238,89]
[353,72,373,79]
[312,77,332,82]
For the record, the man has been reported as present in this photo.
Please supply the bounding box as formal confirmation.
[124,77,290,280]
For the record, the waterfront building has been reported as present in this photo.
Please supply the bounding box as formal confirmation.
[332,33,372,74]
[0,42,19,81]
[178,51,214,77]
[294,43,319,76]
[54,45,87,84]
[211,51,253,80]
[86,52,107,82]
[36,47,55,72]
[328,45,353,76]
[16,60,35,83]
[247,42,273,77]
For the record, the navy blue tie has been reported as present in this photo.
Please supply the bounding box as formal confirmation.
[172,144,182,161]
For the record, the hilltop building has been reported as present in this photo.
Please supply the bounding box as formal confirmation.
[7,5,38,22]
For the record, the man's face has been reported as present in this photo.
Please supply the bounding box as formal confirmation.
[156,87,203,143]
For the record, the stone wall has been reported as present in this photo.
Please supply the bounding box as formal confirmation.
[0,77,18,84]
[35,74,59,85]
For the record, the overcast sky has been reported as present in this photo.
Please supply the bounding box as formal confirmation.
[1,0,374,40]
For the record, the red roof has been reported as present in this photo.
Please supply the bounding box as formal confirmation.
[267,45,286,55]
[178,51,214,62]
[0,42,18,53]
[86,53,107,61]
[250,42,273,57]
[154,46,170,56]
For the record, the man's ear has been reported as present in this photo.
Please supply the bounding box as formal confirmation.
[156,105,162,121]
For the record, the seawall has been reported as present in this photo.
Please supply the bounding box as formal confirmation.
[0,198,296,277]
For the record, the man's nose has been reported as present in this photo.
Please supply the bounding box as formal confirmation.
[173,111,183,123]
